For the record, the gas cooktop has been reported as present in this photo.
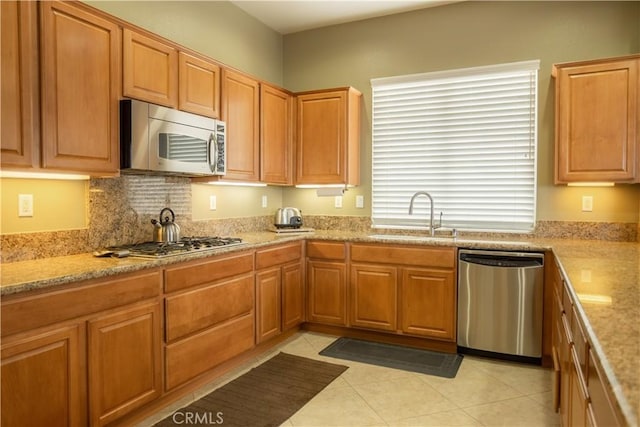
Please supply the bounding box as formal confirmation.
[94,237,245,259]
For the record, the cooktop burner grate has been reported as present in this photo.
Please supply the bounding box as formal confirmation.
[96,237,245,258]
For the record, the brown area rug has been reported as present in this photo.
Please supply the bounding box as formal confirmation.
[155,352,348,427]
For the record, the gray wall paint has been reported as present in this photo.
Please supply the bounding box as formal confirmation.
[87,0,284,84]
[282,1,640,221]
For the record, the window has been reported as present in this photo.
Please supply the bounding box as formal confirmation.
[371,60,539,232]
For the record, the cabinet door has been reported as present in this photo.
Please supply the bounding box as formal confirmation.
[400,268,455,340]
[220,68,260,181]
[261,84,293,184]
[178,52,220,118]
[1,1,39,168]
[40,1,120,174]
[296,88,361,185]
[88,302,162,426]
[350,264,397,332]
[555,57,638,183]
[123,28,177,108]
[282,261,304,331]
[1,324,85,427]
[307,260,347,326]
[256,268,282,343]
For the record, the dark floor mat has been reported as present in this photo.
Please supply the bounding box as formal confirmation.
[155,352,348,427]
[320,337,463,378]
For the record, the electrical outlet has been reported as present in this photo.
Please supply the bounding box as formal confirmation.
[261,195,268,208]
[18,194,33,217]
[582,196,593,212]
[209,195,217,210]
[334,196,343,208]
[355,195,364,209]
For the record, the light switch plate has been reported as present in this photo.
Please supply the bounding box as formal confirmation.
[209,195,217,210]
[261,195,268,208]
[334,196,343,208]
[582,196,593,212]
[355,195,364,209]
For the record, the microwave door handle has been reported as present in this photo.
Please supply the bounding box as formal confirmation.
[208,133,217,173]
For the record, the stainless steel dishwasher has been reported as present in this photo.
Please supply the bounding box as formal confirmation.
[457,249,544,363]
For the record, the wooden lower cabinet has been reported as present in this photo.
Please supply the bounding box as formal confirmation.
[255,242,304,343]
[349,243,456,341]
[1,323,85,427]
[552,261,624,427]
[349,264,397,331]
[400,268,456,340]
[88,302,162,426]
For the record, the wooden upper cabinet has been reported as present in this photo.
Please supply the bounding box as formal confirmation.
[261,84,293,185]
[554,55,639,183]
[123,28,178,108]
[40,1,121,174]
[296,87,361,185]
[219,68,260,181]
[1,1,39,169]
[178,52,221,118]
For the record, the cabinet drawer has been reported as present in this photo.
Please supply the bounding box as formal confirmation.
[165,274,254,342]
[351,244,455,268]
[165,313,254,390]
[307,241,346,260]
[571,305,588,377]
[164,251,253,293]
[256,242,302,269]
[1,270,162,336]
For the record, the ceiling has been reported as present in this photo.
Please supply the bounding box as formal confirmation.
[229,0,458,34]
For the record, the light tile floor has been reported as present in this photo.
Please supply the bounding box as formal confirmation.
[140,332,561,427]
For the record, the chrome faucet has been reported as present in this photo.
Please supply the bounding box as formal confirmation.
[409,191,437,236]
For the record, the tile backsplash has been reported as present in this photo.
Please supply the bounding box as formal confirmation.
[0,175,637,263]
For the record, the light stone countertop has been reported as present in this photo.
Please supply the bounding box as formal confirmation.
[0,230,637,425]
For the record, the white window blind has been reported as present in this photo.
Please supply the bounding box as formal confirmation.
[371,60,539,232]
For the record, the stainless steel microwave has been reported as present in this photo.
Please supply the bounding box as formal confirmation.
[120,99,226,176]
